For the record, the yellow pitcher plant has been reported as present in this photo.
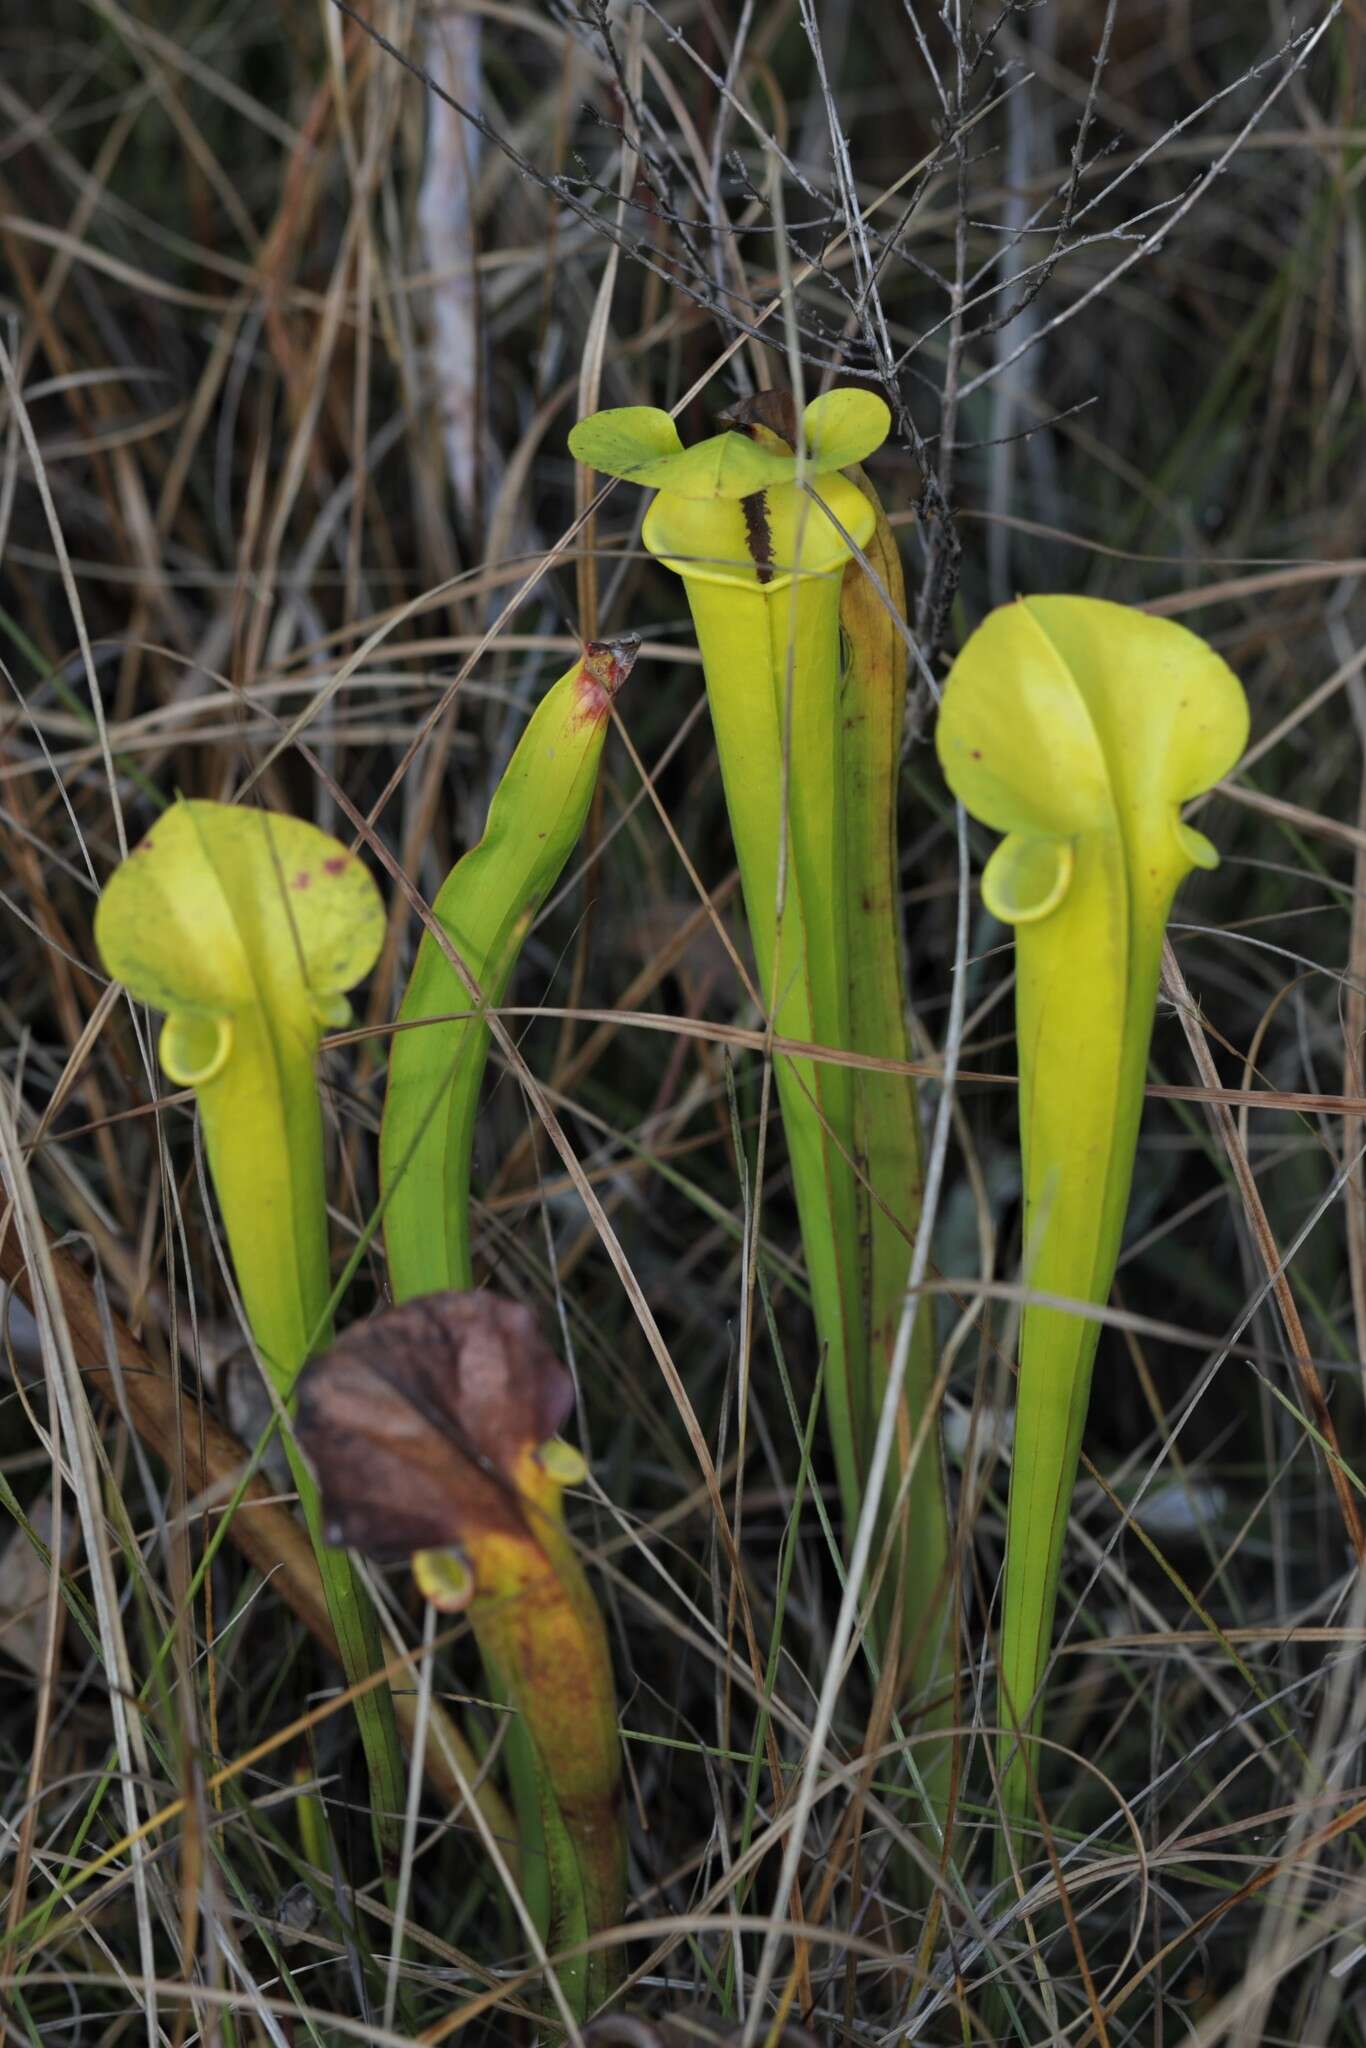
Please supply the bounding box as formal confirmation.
[569,392,954,1817]
[95,801,407,1862]
[298,1291,625,2015]
[381,636,638,1299]
[936,596,1248,1868]
[378,641,634,1999]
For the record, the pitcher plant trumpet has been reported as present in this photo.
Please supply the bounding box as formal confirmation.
[570,392,954,1810]
[719,390,953,1750]
[94,799,408,1859]
[935,595,1248,1869]
[297,1290,626,2016]
[381,636,638,1301]
[379,640,634,1980]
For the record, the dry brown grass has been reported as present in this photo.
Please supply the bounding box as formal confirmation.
[1,1,1364,2040]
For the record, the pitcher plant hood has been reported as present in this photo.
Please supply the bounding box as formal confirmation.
[568,387,890,499]
[295,1291,579,1566]
[94,798,386,1376]
[95,798,384,1086]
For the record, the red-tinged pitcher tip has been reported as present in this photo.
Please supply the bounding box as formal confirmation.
[577,633,641,719]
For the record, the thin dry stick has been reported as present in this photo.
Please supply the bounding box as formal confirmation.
[1346,681,1366,1382]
